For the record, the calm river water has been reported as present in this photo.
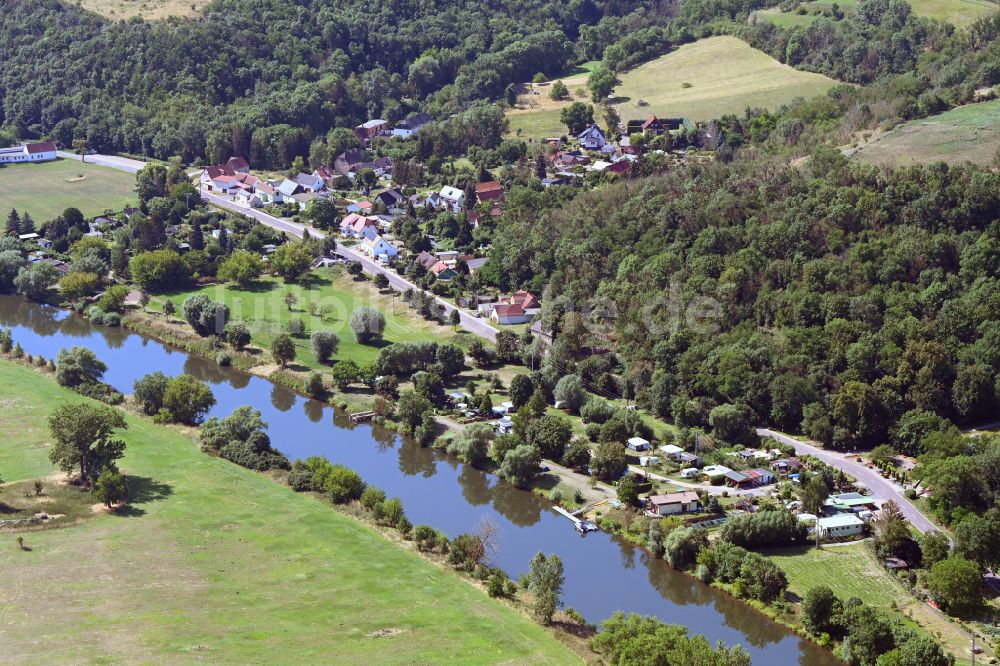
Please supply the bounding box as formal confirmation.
[0,295,839,665]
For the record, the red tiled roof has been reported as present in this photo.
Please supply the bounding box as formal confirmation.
[493,303,525,317]
[227,156,250,171]
[649,491,699,506]
[25,141,57,154]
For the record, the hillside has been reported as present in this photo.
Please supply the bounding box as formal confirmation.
[851,98,1000,166]
[78,0,211,20]
[0,361,576,664]
[613,37,838,123]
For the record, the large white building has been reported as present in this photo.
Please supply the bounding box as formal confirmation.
[0,142,58,164]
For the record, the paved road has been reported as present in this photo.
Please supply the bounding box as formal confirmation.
[57,151,146,173]
[756,428,936,534]
[69,152,498,342]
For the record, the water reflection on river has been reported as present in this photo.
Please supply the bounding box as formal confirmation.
[0,296,839,665]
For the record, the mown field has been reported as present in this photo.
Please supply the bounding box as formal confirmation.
[769,543,984,664]
[0,360,577,665]
[0,157,136,222]
[612,36,838,124]
[154,266,467,370]
[907,0,997,28]
[852,98,1000,167]
[77,0,211,20]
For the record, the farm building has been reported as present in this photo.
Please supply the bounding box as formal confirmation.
[0,141,57,164]
[816,514,865,539]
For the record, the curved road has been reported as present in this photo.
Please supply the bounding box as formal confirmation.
[756,428,936,534]
[60,152,497,341]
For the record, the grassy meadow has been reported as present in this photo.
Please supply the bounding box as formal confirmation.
[0,360,577,665]
[612,37,838,123]
[0,157,136,222]
[907,0,997,27]
[153,266,466,370]
[853,98,1000,167]
[769,543,985,664]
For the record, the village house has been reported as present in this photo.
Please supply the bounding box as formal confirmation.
[725,470,753,488]
[392,112,433,138]
[354,119,388,145]
[313,165,337,187]
[550,150,589,168]
[490,289,540,325]
[647,492,701,517]
[771,457,803,475]
[374,187,406,211]
[333,150,394,179]
[277,179,302,201]
[360,233,398,263]
[415,251,456,281]
[339,213,380,238]
[577,124,607,150]
[438,185,465,212]
[0,141,57,164]
[742,468,775,487]
[474,180,503,202]
[824,492,880,514]
[293,172,325,193]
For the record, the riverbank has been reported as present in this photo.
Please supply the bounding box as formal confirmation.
[0,294,840,664]
[117,297,849,659]
[0,357,585,664]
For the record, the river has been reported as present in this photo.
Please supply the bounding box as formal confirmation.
[0,295,839,665]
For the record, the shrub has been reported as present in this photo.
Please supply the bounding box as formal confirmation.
[288,317,305,336]
[216,352,232,366]
[310,330,339,363]
[349,307,386,344]
[182,294,229,336]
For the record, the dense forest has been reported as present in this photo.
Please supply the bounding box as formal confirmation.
[486,150,1000,452]
[0,0,665,164]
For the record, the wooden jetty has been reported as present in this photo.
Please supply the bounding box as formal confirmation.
[553,506,598,533]
[349,410,376,423]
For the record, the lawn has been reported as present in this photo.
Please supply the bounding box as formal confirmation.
[0,360,577,664]
[0,157,137,222]
[852,98,1000,167]
[154,266,462,370]
[613,36,838,123]
[769,543,985,664]
[77,0,211,20]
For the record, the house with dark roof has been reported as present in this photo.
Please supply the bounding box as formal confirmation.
[577,124,607,150]
[415,251,455,281]
[374,187,406,210]
[393,112,433,138]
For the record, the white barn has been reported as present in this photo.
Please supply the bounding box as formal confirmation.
[0,142,58,164]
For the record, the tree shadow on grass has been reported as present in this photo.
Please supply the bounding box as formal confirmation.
[299,274,332,291]
[238,281,280,294]
[114,476,173,518]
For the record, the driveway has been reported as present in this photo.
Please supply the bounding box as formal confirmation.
[756,428,936,534]
[57,151,146,174]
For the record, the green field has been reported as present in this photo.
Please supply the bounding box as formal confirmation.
[907,0,997,27]
[769,543,983,663]
[507,110,570,140]
[154,267,464,370]
[754,8,822,27]
[853,98,1000,167]
[0,360,576,664]
[613,36,838,123]
[0,157,137,222]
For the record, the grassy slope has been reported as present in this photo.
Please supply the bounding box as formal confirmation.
[613,36,837,123]
[769,543,983,663]
[77,0,211,20]
[852,98,1000,167]
[0,158,137,222]
[154,267,465,369]
[0,360,576,665]
[754,9,822,28]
